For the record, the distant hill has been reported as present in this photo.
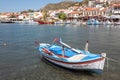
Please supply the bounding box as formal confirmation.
[41,1,79,11]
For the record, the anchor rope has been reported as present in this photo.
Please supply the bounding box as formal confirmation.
[106,57,120,63]
[105,57,120,72]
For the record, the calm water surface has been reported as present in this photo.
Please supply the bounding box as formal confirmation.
[0,23,120,80]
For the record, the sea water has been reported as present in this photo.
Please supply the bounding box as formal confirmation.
[0,23,120,80]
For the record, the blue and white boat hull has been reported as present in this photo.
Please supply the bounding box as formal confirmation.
[42,53,106,72]
[38,41,106,73]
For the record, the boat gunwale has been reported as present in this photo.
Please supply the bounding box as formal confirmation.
[41,53,105,64]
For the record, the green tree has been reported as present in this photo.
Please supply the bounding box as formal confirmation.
[21,10,27,14]
[58,12,67,20]
[28,9,34,12]
[9,14,16,18]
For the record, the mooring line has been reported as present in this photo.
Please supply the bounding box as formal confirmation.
[106,57,120,63]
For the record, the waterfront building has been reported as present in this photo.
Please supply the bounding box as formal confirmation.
[68,11,82,19]
[111,2,120,16]
[0,13,8,19]
[108,1,120,23]
[0,12,18,20]
[82,7,107,18]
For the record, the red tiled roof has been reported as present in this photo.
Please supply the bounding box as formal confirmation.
[85,8,99,11]
[110,2,120,7]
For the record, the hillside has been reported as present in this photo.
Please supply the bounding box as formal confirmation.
[41,1,78,11]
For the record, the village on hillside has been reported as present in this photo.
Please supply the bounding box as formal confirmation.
[0,0,120,25]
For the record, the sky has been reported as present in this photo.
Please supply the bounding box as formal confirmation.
[0,0,83,12]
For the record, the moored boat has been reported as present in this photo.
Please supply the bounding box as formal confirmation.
[0,20,15,23]
[37,38,106,73]
[37,20,54,24]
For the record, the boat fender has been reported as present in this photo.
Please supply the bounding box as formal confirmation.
[42,48,53,55]
[101,53,106,58]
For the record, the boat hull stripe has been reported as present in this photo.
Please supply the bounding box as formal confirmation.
[44,56,105,64]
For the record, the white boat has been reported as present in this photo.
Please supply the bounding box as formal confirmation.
[20,19,38,24]
[105,20,112,25]
[71,20,80,25]
[37,38,106,73]
[55,20,71,24]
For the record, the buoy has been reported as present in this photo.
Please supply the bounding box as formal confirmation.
[3,43,7,46]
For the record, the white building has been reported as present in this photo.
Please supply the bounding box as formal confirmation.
[88,0,96,7]
[100,0,107,3]
[0,15,8,19]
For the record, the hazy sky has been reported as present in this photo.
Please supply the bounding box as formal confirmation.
[0,0,83,12]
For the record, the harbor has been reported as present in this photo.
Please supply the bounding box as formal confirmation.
[0,24,120,80]
[0,0,120,80]
[0,1,120,25]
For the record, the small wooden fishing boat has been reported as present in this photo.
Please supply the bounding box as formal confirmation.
[37,20,54,24]
[37,38,106,73]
